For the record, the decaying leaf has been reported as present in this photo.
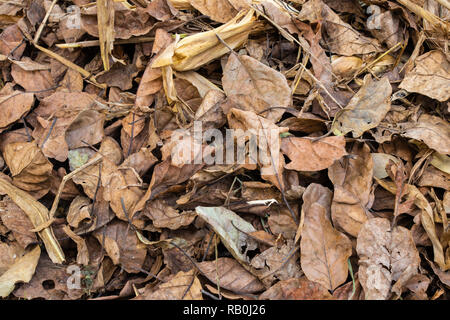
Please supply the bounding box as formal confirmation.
[402,114,450,155]
[259,277,334,300]
[195,206,257,265]
[356,218,420,300]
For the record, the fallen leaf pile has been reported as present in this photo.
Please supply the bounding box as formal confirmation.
[0,0,449,300]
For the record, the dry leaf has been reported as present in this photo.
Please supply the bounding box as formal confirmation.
[300,183,352,290]
[0,245,40,298]
[399,50,450,102]
[198,257,264,294]
[281,136,347,172]
[356,218,420,300]
[195,206,257,265]
[0,177,65,264]
[332,75,392,138]
[328,142,373,237]
[223,53,292,122]
[402,114,450,155]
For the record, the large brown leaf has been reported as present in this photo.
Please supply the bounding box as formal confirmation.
[331,75,392,138]
[328,142,373,237]
[300,183,352,291]
[198,257,264,294]
[399,50,450,102]
[281,136,347,172]
[402,114,450,155]
[223,54,292,122]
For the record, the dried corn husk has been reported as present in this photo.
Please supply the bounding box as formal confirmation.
[152,9,255,71]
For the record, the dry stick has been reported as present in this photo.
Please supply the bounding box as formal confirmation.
[33,43,106,89]
[49,155,103,219]
[56,37,156,49]
[40,117,58,149]
[127,112,136,158]
[34,0,58,44]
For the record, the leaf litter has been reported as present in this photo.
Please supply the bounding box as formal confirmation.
[0,0,449,301]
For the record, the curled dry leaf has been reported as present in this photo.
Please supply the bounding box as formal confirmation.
[195,206,257,265]
[399,50,450,102]
[143,199,196,230]
[300,183,352,291]
[198,257,264,294]
[328,142,373,237]
[0,177,65,264]
[0,245,40,298]
[62,225,89,266]
[3,141,53,199]
[332,75,392,138]
[356,218,420,300]
[222,53,292,122]
[281,136,347,172]
[402,114,450,155]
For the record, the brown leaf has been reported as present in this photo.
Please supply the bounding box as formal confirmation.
[223,54,291,122]
[62,225,90,266]
[143,269,202,300]
[259,277,334,300]
[298,0,382,56]
[93,220,147,273]
[399,50,450,102]
[188,0,240,23]
[331,75,392,138]
[356,218,420,300]
[11,63,56,99]
[251,241,302,286]
[0,86,34,132]
[0,198,37,248]
[300,183,352,290]
[198,257,264,294]
[328,142,373,237]
[3,141,53,198]
[402,114,450,155]
[13,254,84,300]
[281,136,347,172]
[143,199,196,229]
